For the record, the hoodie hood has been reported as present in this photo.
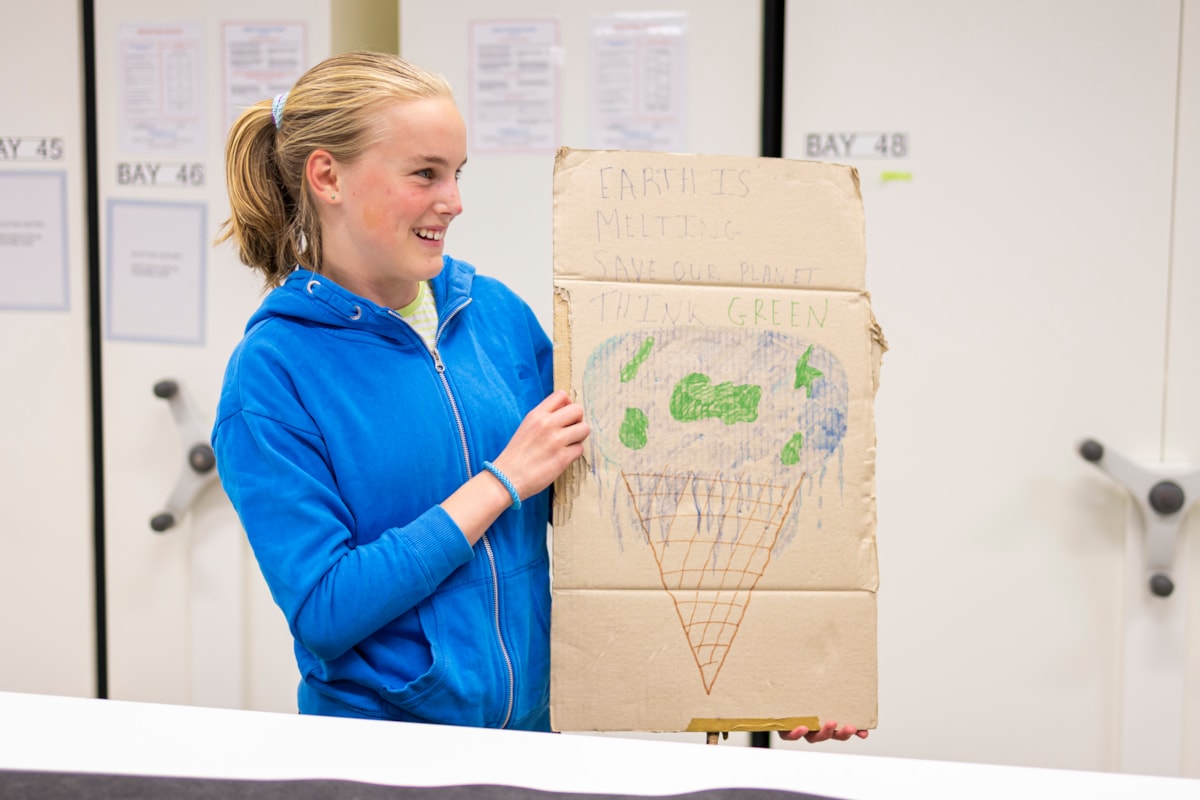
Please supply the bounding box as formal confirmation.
[246,256,477,339]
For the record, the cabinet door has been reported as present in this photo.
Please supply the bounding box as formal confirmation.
[400,0,766,745]
[0,0,94,699]
[782,0,1195,774]
[94,0,337,712]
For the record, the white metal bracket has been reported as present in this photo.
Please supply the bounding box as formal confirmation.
[1079,438,1198,596]
[150,379,218,533]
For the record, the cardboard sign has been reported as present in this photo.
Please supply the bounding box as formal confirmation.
[549,148,885,733]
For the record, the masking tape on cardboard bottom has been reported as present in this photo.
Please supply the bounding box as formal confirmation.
[686,716,820,733]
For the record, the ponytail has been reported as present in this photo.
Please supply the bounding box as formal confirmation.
[217,101,315,286]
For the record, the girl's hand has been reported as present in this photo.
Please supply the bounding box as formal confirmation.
[779,720,869,743]
[492,390,589,500]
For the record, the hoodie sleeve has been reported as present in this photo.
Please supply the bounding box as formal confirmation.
[213,349,476,662]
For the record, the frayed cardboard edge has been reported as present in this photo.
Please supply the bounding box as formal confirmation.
[553,285,586,525]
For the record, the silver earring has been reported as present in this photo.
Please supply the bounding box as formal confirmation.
[330,194,337,201]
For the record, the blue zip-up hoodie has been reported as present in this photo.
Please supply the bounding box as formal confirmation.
[212,256,554,730]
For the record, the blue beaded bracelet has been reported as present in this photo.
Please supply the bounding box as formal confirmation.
[482,461,522,510]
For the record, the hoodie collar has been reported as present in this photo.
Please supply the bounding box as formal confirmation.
[245,256,476,337]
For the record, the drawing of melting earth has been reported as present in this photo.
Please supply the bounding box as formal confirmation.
[581,327,849,693]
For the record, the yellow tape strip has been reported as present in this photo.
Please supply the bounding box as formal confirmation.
[686,716,820,733]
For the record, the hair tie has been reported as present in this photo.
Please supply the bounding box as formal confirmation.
[271,92,288,130]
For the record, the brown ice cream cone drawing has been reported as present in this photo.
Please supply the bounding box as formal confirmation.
[621,471,803,693]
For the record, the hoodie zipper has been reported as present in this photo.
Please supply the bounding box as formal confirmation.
[396,297,517,730]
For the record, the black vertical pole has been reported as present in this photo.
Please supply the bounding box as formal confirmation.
[761,0,786,158]
[81,0,107,700]
[752,0,786,745]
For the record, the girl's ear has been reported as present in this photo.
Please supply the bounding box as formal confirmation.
[306,149,339,200]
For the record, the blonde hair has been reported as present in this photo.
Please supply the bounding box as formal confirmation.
[217,51,453,287]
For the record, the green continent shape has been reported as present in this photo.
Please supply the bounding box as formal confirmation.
[619,407,649,450]
[794,345,824,397]
[620,337,655,382]
[781,432,804,466]
[669,373,761,425]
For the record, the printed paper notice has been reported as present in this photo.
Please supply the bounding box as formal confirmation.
[107,200,206,344]
[470,20,559,152]
[590,13,687,152]
[223,22,308,131]
[118,24,207,154]
[0,172,68,311]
